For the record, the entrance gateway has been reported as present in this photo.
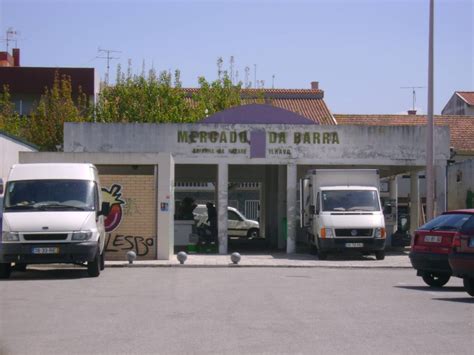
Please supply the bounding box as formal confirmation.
[20,104,450,260]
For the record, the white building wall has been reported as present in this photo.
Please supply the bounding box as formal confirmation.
[447,159,474,210]
[0,134,37,191]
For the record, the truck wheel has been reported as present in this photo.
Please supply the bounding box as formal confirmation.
[463,277,474,297]
[0,263,12,279]
[309,243,318,255]
[247,228,259,239]
[317,250,328,260]
[14,263,27,272]
[87,249,101,277]
[375,251,385,260]
[422,273,450,287]
[100,252,105,271]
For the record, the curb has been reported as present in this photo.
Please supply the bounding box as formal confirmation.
[106,263,412,269]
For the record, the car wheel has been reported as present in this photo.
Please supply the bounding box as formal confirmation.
[463,277,474,297]
[14,263,27,272]
[375,251,385,260]
[100,251,105,271]
[247,228,259,239]
[0,263,12,279]
[87,249,101,277]
[422,273,450,287]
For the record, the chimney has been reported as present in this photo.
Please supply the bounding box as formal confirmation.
[407,109,417,115]
[12,48,20,66]
[311,81,319,90]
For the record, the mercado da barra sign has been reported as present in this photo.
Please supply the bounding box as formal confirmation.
[177,130,340,145]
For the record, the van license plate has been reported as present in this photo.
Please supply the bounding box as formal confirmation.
[424,235,442,243]
[346,243,363,248]
[32,247,59,254]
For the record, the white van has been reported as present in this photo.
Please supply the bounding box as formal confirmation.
[301,169,386,260]
[0,163,109,278]
[193,204,260,238]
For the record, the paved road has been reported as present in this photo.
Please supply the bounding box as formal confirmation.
[1,267,472,355]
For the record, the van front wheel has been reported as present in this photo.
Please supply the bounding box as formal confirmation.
[87,249,101,277]
[0,263,12,279]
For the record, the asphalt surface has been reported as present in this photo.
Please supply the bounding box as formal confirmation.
[0,267,473,355]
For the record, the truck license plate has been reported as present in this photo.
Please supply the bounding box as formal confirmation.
[345,243,363,248]
[32,247,59,254]
[424,235,442,243]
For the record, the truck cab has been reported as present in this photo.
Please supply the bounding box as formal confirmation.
[301,169,386,260]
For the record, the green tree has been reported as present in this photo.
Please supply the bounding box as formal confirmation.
[26,72,90,151]
[0,85,24,137]
[96,63,192,123]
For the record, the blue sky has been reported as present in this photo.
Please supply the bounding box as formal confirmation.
[1,0,472,114]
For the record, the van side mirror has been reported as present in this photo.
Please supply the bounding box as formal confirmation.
[0,178,3,195]
[100,202,110,217]
[310,205,316,215]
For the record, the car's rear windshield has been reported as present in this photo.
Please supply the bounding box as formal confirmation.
[418,213,474,232]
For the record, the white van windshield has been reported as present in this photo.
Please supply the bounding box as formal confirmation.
[5,180,97,212]
[321,190,380,212]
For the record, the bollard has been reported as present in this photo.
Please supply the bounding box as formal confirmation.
[177,251,187,265]
[126,250,137,264]
[230,252,241,265]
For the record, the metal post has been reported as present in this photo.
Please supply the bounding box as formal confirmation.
[426,0,435,221]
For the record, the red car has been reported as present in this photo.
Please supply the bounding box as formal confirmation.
[409,210,474,287]
[448,209,474,296]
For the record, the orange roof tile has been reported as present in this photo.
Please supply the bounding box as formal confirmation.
[457,92,474,106]
[182,87,336,125]
[334,114,474,154]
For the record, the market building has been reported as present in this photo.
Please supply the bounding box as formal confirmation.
[20,103,451,260]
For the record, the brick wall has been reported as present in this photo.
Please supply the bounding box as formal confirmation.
[100,174,157,260]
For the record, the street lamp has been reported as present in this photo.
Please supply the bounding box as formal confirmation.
[426,0,435,221]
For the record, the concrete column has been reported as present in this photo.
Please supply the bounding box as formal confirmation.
[409,172,420,233]
[260,174,266,240]
[388,176,398,246]
[435,162,447,216]
[286,164,297,254]
[277,165,287,249]
[157,156,175,260]
[217,163,228,254]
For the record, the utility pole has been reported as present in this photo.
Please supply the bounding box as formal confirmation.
[426,0,435,221]
[96,48,121,84]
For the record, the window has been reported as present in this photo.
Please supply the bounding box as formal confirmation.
[228,210,242,221]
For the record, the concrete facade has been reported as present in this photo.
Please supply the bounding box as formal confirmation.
[57,122,451,256]
[447,159,474,210]
[19,152,175,260]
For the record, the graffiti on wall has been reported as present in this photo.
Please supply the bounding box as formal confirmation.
[104,234,155,257]
[101,183,156,258]
[101,184,125,232]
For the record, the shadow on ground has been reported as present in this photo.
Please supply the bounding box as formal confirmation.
[1,267,91,281]
[394,285,466,292]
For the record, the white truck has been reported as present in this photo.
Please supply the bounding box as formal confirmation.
[0,163,110,278]
[300,169,386,260]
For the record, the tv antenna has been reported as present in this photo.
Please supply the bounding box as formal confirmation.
[401,86,426,111]
[1,27,19,52]
[96,47,121,84]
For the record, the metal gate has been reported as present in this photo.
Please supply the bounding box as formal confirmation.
[245,200,260,220]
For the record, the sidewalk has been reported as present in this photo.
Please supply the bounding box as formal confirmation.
[106,250,412,269]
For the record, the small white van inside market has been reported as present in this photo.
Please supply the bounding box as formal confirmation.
[19,104,451,260]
